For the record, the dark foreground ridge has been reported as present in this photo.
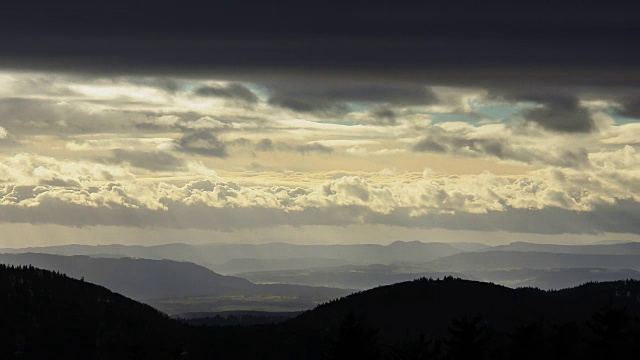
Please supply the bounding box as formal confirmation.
[2,265,640,359]
[0,264,195,359]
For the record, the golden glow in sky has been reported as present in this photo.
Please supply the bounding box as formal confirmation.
[0,71,638,245]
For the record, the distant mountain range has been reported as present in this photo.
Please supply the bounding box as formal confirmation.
[4,241,640,295]
[0,241,484,272]
[426,251,640,272]
[488,241,640,255]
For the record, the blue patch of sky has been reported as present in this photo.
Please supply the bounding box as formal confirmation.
[318,101,536,126]
[429,112,481,124]
[347,103,371,112]
[475,103,527,121]
[603,110,640,125]
[245,83,270,102]
[430,102,532,125]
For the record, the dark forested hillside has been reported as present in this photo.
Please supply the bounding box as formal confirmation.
[3,265,640,359]
[0,253,254,299]
[220,277,640,359]
[0,264,207,359]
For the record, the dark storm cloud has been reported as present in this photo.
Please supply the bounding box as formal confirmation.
[176,131,228,158]
[615,97,640,119]
[128,77,182,93]
[267,82,437,113]
[518,96,595,133]
[485,90,598,133]
[370,107,398,126]
[0,1,638,146]
[106,150,184,171]
[1,1,638,92]
[193,83,258,103]
[412,126,590,168]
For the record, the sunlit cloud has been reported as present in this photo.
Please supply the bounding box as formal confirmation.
[0,70,637,241]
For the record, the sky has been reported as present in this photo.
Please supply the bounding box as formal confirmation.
[0,1,638,246]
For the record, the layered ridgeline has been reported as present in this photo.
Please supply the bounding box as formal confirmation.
[0,253,352,314]
[234,242,640,290]
[487,241,640,255]
[4,241,640,294]
[5,264,640,359]
[0,241,484,273]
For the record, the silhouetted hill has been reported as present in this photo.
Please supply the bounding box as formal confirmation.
[0,253,254,299]
[4,265,640,359]
[489,241,640,255]
[0,253,352,314]
[287,278,548,340]
[427,251,640,272]
[0,264,197,359]
[238,278,640,359]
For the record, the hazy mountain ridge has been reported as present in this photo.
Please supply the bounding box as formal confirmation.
[6,241,640,293]
[0,253,353,314]
[233,245,640,290]
[0,253,253,299]
[196,241,485,265]
[426,251,640,272]
[0,243,217,269]
[238,263,475,289]
[489,241,640,255]
[0,241,471,271]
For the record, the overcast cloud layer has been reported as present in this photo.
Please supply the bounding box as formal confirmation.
[0,1,638,244]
